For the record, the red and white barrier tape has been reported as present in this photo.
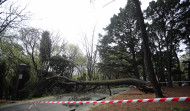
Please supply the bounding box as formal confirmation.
[0,97,190,104]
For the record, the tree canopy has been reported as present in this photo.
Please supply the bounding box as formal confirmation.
[0,0,189,99]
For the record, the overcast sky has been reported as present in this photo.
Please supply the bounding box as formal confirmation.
[21,0,152,52]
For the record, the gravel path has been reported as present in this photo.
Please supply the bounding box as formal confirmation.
[0,88,130,111]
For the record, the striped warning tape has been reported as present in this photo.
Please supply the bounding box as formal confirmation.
[0,97,190,104]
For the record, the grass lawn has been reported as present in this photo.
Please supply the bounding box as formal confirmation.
[89,86,190,111]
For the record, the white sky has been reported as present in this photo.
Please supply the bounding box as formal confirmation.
[21,0,152,53]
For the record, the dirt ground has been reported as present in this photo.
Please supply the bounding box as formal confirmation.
[89,86,190,111]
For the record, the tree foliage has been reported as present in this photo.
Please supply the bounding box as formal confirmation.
[98,0,189,97]
[145,0,189,87]
[0,0,189,99]
[40,31,52,71]
[98,0,142,79]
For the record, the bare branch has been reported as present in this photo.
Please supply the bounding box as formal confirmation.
[0,0,30,38]
[81,26,98,80]
[0,0,7,6]
[103,0,116,8]
[19,28,41,76]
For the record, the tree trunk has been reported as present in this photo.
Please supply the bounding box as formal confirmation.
[107,85,112,96]
[168,47,172,87]
[167,37,173,87]
[131,47,140,79]
[188,61,190,83]
[87,68,93,81]
[31,50,39,76]
[53,75,154,94]
[133,0,163,97]
[158,43,166,86]
[55,76,148,87]
[174,50,182,86]
[141,50,146,81]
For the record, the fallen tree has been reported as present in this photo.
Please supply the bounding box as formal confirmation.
[46,57,156,95]
[56,76,148,86]
[49,75,154,95]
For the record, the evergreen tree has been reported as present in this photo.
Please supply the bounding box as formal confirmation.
[98,0,142,79]
[145,0,186,87]
[133,0,163,97]
[40,31,52,72]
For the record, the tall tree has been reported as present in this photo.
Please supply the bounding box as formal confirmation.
[145,0,185,87]
[0,36,29,99]
[107,0,141,79]
[82,27,98,81]
[98,0,146,80]
[19,28,40,76]
[66,44,85,78]
[40,31,52,72]
[133,0,163,97]
[175,0,190,82]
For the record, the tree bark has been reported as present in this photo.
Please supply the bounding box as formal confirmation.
[53,76,149,87]
[174,49,182,86]
[107,85,112,96]
[131,46,140,79]
[188,61,190,83]
[133,0,163,97]
[158,42,166,86]
[142,59,146,81]
[167,37,173,87]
